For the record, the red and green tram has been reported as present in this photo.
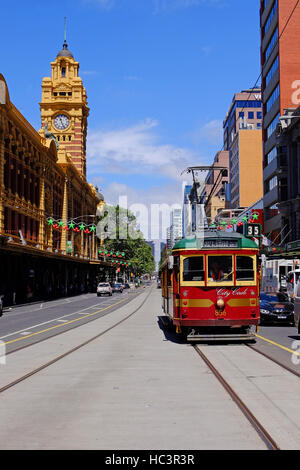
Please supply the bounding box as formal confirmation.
[161,231,260,342]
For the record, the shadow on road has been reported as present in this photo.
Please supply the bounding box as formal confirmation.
[288,335,300,341]
[157,316,187,344]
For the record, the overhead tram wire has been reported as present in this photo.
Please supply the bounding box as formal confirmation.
[217,0,300,155]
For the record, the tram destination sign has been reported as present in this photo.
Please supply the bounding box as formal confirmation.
[244,223,261,238]
[203,239,238,248]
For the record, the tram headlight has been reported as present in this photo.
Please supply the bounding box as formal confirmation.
[216,298,225,310]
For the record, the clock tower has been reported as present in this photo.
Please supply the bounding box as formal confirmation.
[39,40,89,177]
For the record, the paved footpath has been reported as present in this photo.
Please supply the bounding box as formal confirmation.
[0,287,299,450]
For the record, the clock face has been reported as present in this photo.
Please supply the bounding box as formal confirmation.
[54,114,70,130]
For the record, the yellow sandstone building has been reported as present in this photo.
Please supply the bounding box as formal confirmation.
[0,41,108,305]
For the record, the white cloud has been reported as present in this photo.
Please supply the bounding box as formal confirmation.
[98,181,185,241]
[87,118,201,180]
[102,181,183,207]
[193,119,223,146]
[86,119,212,241]
[201,45,213,56]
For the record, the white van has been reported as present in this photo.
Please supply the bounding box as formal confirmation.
[286,270,300,301]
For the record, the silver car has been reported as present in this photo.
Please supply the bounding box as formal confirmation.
[97,282,112,297]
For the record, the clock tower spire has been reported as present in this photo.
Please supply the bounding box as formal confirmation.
[39,36,89,177]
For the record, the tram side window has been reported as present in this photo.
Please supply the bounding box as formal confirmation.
[174,256,180,274]
[183,257,204,282]
[236,256,254,281]
[208,256,233,282]
[173,256,180,284]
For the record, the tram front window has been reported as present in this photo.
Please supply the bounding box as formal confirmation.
[236,256,254,281]
[208,256,233,282]
[183,257,205,282]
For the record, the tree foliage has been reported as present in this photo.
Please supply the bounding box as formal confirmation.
[99,205,155,275]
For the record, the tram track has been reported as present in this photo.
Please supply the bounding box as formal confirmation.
[193,344,280,450]
[0,287,153,395]
[247,343,300,379]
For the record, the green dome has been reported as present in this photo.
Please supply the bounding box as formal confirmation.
[57,40,74,59]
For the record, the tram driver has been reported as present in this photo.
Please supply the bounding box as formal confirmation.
[210,262,224,281]
[208,256,233,282]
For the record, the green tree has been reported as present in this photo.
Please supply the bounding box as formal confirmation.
[99,205,155,275]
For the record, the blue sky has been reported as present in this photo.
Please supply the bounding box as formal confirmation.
[1,0,261,235]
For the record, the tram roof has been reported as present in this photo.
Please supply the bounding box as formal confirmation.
[172,231,258,251]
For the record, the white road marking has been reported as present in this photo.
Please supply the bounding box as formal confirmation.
[6,294,97,316]
[0,300,109,340]
[19,331,33,335]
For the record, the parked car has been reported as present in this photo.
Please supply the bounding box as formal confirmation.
[0,295,3,317]
[157,279,161,288]
[124,283,130,289]
[260,292,294,325]
[112,282,123,293]
[97,282,112,297]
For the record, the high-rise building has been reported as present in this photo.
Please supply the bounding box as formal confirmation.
[146,240,155,257]
[170,208,182,243]
[182,184,192,237]
[276,108,300,244]
[223,88,263,209]
[166,227,172,249]
[260,0,300,242]
[203,151,229,222]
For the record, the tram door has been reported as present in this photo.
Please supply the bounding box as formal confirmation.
[172,256,180,320]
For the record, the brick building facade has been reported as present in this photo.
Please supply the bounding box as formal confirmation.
[0,45,113,305]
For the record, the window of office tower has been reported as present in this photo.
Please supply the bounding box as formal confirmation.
[266,84,280,112]
[267,113,280,138]
[267,146,277,165]
[264,0,278,37]
[264,0,270,10]
[265,28,278,62]
[266,56,279,87]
